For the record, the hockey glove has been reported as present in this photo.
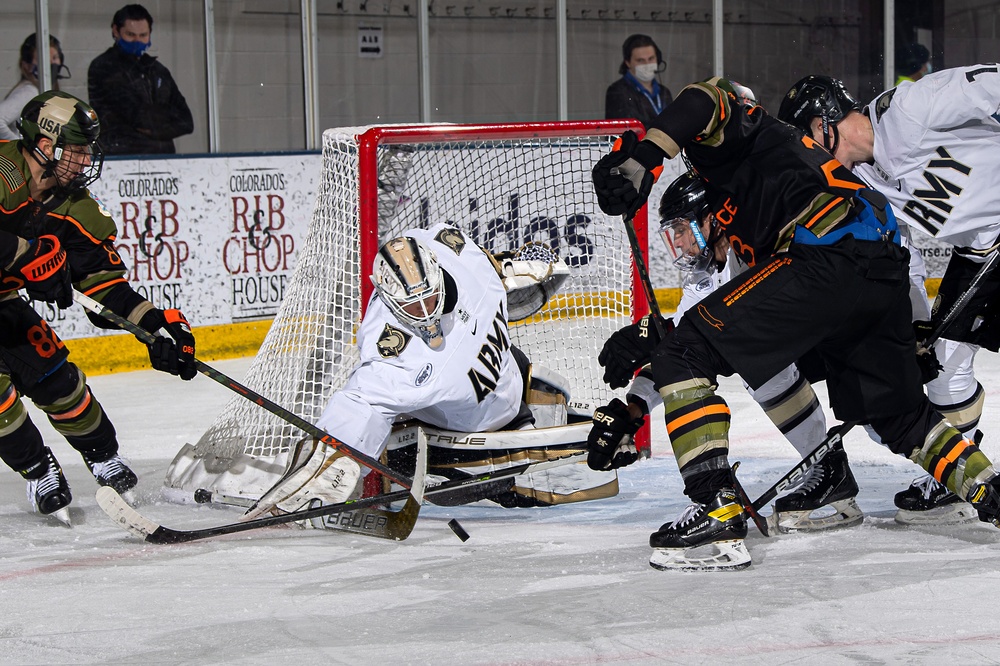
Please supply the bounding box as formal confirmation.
[598,314,674,389]
[913,320,944,383]
[139,308,198,380]
[6,235,73,309]
[587,398,645,471]
[591,130,664,218]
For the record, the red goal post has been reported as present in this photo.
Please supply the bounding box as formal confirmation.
[164,119,652,502]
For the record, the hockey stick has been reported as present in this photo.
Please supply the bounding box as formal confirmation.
[923,248,1000,348]
[72,290,413,488]
[96,452,587,544]
[749,420,857,513]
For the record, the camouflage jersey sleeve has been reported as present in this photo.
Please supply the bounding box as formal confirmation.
[642,80,867,267]
[49,191,155,328]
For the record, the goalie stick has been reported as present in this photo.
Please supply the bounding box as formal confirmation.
[96,452,587,544]
[72,290,413,489]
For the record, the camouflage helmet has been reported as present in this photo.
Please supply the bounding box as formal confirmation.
[17,91,103,191]
[18,90,101,148]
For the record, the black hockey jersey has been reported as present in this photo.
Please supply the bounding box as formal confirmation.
[645,81,869,267]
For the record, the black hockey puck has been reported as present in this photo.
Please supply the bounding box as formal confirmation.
[194,489,213,504]
[448,518,470,542]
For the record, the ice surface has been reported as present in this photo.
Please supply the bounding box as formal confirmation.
[4,355,1000,664]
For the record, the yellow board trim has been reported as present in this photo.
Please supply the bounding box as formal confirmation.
[64,319,272,376]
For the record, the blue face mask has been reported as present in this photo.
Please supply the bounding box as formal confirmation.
[115,37,150,57]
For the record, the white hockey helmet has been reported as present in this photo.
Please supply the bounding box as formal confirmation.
[371,236,446,348]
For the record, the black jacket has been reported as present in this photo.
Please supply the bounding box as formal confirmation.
[605,77,672,129]
[87,46,194,155]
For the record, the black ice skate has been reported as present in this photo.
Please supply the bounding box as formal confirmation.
[771,443,863,533]
[968,476,1000,529]
[84,454,139,503]
[23,448,73,525]
[649,488,750,571]
[894,474,976,525]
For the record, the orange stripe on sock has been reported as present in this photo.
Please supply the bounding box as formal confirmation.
[49,390,92,421]
[0,389,18,413]
[933,438,971,482]
[667,404,731,436]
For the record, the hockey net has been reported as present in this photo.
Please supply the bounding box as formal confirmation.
[163,120,650,502]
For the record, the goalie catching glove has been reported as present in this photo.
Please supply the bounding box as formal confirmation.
[139,307,197,380]
[5,235,73,308]
[591,130,665,218]
[587,398,645,471]
[493,242,571,321]
[243,438,362,523]
[598,314,674,389]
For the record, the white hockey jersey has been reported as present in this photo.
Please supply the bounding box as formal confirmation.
[315,224,524,458]
[854,64,1000,253]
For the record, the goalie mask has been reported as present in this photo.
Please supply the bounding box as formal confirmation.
[17,90,103,192]
[658,170,720,273]
[777,75,862,154]
[371,236,446,348]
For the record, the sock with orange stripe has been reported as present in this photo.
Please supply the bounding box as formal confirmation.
[659,376,734,503]
[912,418,998,502]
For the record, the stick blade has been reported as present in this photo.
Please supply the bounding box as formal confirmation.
[96,486,161,540]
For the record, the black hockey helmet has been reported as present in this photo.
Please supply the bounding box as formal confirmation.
[658,170,720,273]
[777,75,862,153]
[17,90,103,191]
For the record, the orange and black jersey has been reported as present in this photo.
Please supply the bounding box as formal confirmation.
[643,80,866,268]
[0,140,151,326]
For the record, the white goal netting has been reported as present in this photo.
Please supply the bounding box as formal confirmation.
[163,121,649,501]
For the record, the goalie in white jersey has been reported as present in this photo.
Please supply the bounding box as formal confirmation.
[779,66,1000,524]
[245,223,574,520]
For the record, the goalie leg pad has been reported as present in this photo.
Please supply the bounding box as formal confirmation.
[243,439,361,521]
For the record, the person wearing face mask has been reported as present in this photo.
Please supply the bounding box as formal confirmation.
[86,4,193,154]
[0,33,70,141]
[604,34,673,129]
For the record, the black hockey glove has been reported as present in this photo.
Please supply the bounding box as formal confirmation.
[598,314,674,389]
[591,130,665,218]
[587,398,645,471]
[913,320,943,383]
[6,235,73,309]
[139,308,197,380]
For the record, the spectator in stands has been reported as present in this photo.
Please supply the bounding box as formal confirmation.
[605,34,673,128]
[87,4,193,154]
[0,33,69,141]
[895,42,931,86]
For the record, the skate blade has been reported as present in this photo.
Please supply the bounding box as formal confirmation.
[649,539,751,571]
[47,506,72,527]
[773,498,864,534]
[895,503,977,526]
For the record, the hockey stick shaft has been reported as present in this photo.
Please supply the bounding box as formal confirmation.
[925,248,1000,347]
[750,421,857,512]
[100,452,587,544]
[72,290,413,488]
[730,461,769,537]
[622,213,669,337]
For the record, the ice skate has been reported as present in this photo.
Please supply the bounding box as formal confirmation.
[770,443,863,533]
[968,477,1000,529]
[894,474,976,525]
[84,454,139,505]
[24,448,73,526]
[649,488,751,571]
[243,438,361,523]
